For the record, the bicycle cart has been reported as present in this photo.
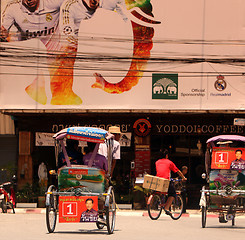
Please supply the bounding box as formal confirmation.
[46,127,116,234]
[200,135,245,228]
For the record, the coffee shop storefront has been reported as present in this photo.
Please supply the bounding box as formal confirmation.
[6,111,244,208]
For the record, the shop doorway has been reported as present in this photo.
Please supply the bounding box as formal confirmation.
[150,134,208,209]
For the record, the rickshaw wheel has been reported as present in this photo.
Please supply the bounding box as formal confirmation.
[147,193,163,220]
[46,185,58,233]
[105,186,116,234]
[170,194,183,220]
[201,206,207,228]
[1,198,7,213]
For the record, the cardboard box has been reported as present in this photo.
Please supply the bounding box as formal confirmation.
[143,174,169,192]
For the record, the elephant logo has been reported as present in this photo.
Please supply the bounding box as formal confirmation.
[152,74,178,99]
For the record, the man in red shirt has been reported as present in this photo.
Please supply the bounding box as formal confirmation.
[156,149,187,215]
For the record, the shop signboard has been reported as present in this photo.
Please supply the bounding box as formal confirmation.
[234,118,245,126]
[135,145,151,177]
[35,132,54,146]
[119,132,131,147]
[0,0,245,110]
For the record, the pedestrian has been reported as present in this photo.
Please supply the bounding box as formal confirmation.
[179,166,188,213]
[98,126,121,177]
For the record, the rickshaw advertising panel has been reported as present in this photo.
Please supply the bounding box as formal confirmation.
[58,166,106,193]
[211,147,245,170]
[1,0,245,110]
[59,196,98,223]
[209,170,245,192]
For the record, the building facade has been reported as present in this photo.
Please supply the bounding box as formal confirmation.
[1,0,245,207]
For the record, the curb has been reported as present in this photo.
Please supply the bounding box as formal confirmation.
[6,208,245,219]
[6,208,46,214]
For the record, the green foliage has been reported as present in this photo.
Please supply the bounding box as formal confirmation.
[16,183,40,203]
[133,185,150,194]
[132,185,150,204]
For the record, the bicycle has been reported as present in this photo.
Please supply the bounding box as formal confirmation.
[147,179,183,220]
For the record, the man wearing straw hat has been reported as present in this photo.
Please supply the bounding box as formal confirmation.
[98,126,121,177]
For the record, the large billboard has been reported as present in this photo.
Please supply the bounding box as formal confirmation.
[0,0,245,110]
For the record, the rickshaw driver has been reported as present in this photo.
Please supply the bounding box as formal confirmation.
[58,139,83,168]
[83,142,108,172]
[156,149,187,216]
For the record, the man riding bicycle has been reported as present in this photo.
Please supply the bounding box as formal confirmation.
[155,149,187,216]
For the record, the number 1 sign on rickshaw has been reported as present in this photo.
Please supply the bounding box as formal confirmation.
[200,135,245,228]
[45,127,116,234]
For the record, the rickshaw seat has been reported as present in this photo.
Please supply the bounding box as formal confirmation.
[58,165,106,193]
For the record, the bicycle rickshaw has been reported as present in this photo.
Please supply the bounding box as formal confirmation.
[46,127,116,234]
[200,135,245,228]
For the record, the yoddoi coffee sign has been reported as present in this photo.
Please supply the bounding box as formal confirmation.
[155,124,244,134]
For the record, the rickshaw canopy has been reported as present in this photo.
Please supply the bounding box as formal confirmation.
[207,135,245,144]
[53,127,111,143]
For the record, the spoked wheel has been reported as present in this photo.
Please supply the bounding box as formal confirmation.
[232,215,235,226]
[105,186,116,234]
[1,198,7,213]
[201,206,207,228]
[46,185,58,233]
[170,194,183,220]
[147,193,163,220]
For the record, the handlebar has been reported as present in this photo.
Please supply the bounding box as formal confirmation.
[170,178,183,182]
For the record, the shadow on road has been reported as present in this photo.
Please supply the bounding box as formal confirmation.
[204,225,245,229]
[48,229,121,235]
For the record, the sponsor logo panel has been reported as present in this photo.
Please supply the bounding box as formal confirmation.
[152,74,178,99]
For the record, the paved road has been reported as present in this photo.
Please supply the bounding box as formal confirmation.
[0,211,245,240]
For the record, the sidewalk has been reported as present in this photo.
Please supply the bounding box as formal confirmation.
[6,208,245,219]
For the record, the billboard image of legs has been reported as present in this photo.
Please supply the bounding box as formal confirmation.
[0,0,160,106]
